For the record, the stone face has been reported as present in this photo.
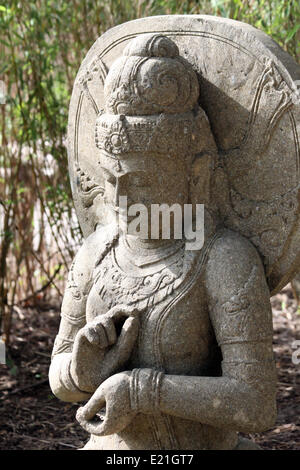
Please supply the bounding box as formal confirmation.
[49,16,300,450]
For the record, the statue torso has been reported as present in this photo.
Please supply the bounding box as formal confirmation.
[86,233,221,377]
[84,231,237,450]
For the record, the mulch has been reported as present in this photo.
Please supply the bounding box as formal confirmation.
[0,286,299,450]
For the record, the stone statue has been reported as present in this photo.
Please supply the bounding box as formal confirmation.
[49,16,300,450]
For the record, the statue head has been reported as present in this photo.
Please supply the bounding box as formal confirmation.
[95,34,206,234]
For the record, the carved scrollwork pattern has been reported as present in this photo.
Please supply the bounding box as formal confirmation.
[227,186,299,266]
[92,246,187,311]
[75,164,104,208]
[214,265,273,345]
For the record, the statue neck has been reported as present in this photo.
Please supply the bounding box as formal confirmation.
[116,233,184,271]
[124,234,178,252]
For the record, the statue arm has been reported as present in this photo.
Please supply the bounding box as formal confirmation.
[150,232,277,432]
[49,240,93,403]
[49,225,139,403]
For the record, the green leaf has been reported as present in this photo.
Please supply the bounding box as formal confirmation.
[286,24,300,42]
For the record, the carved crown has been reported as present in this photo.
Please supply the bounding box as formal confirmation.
[95,34,203,157]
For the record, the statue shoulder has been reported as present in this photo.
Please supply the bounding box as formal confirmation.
[205,229,273,347]
[59,224,119,325]
[67,223,119,296]
[205,229,268,299]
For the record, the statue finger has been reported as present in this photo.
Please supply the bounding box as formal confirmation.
[77,388,106,422]
[76,407,108,435]
[84,323,109,348]
[98,317,139,378]
[95,317,117,346]
[93,324,110,348]
[114,316,139,358]
[106,304,138,322]
[84,326,100,345]
[79,413,132,437]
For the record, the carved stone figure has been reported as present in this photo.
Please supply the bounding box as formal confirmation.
[49,16,300,450]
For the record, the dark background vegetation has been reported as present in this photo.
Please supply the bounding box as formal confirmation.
[0,0,299,450]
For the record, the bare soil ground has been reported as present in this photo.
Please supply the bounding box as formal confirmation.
[0,285,299,450]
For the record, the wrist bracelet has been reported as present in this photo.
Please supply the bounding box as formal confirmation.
[130,368,164,414]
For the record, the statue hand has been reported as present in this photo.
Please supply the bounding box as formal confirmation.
[71,305,139,392]
[76,371,135,436]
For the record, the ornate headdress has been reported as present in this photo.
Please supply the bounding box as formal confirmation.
[95,34,203,157]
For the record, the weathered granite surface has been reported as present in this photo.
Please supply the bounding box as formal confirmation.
[49,16,300,450]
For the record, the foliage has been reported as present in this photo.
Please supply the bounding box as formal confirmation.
[0,0,299,343]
